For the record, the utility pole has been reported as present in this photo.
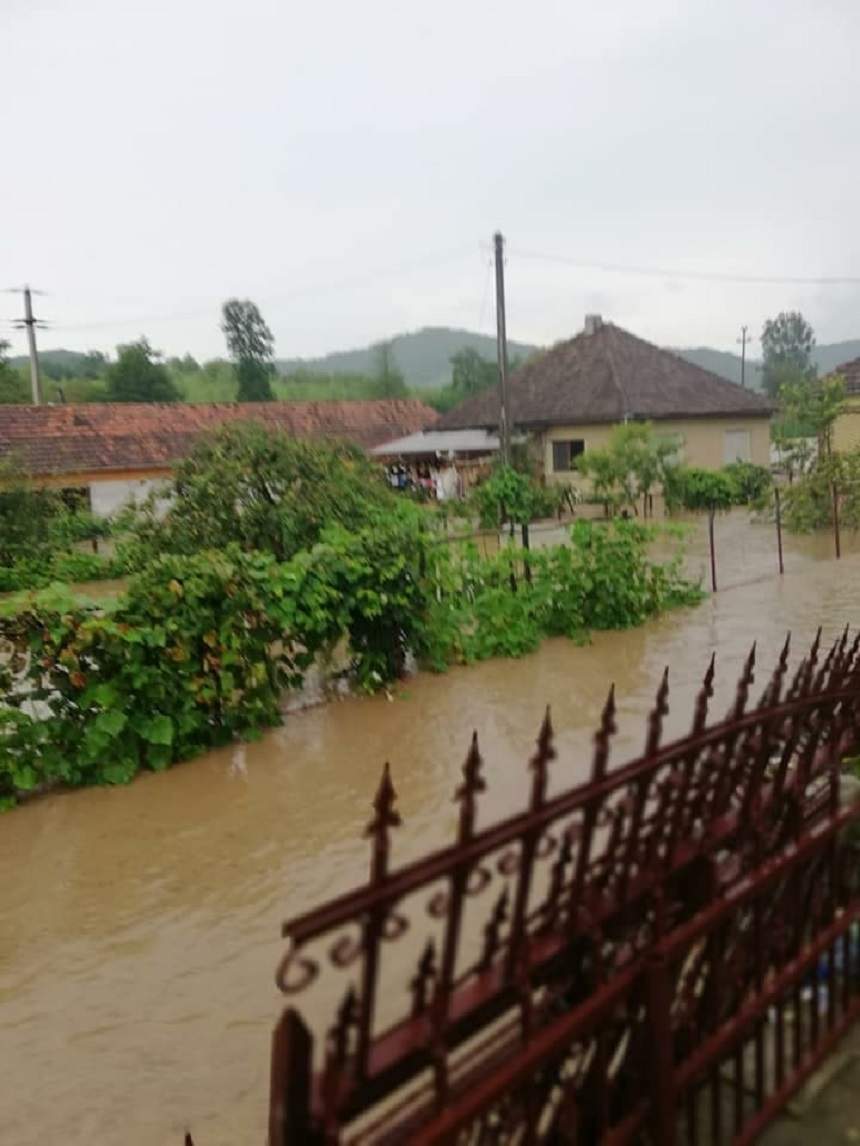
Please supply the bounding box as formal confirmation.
[493,231,511,466]
[737,325,752,389]
[6,286,45,404]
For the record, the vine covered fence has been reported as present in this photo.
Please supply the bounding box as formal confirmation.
[228,628,860,1143]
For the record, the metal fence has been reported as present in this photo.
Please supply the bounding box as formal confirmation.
[263,628,860,1144]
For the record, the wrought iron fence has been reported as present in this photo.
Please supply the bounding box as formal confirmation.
[264,628,860,1144]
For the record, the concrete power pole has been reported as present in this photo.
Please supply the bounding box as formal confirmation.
[493,231,511,465]
[21,287,43,405]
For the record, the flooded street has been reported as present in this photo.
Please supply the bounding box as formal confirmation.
[2,512,859,1146]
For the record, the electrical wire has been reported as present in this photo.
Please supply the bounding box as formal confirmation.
[510,247,860,287]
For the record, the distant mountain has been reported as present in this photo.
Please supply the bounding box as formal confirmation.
[10,348,93,373]
[673,342,860,393]
[672,347,765,391]
[810,340,860,376]
[12,332,860,395]
[277,326,541,390]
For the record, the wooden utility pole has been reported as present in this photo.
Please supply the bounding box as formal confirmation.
[493,232,511,465]
[737,325,752,389]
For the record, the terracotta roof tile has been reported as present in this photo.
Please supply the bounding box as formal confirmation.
[0,399,439,477]
[438,322,773,430]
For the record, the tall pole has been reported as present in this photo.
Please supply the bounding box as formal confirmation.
[493,231,511,466]
[738,325,750,389]
[23,287,43,405]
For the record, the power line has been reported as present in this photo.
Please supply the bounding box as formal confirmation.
[509,247,860,287]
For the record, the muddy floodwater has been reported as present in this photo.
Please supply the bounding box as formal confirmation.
[2,512,859,1145]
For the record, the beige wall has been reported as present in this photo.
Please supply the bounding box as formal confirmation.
[542,417,771,485]
[834,398,860,454]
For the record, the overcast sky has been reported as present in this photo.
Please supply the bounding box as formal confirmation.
[2,0,859,362]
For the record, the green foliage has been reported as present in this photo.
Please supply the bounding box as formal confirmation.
[423,521,702,668]
[761,311,816,398]
[221,298,275,401]
[782,449,860,533]
[372,340,408,398]
[0,459,115,588]
[450,347,497,396]
[663,462,771,513]
[663,467,737,512]
[0,341,30,404]
[0,525,436,802]
[105,339,180,403]
[577,423,679,514]
[118,422,402,566]
[721,461,773,506]
[470,465,568,528]
[0,551,118,593]
[773,373,845,470]
[0,513,701,806]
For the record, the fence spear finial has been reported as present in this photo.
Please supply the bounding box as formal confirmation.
[366,762,401,880]
[592,683,616,779]
[529,706,556,807]
[455,731,486,840]
[645,667,670,756]
[692,652,716,733]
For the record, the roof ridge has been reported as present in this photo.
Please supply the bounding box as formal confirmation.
[602,324,629,418]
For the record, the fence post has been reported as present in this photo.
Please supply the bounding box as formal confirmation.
[646,950,678,1146]
[521,522,532,584]
[832,482,841,560]
[775,487,784,575]
[708,506,717,592]
[269,1008,315,1146]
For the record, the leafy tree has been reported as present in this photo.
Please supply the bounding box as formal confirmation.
[121,421,401,564]
[221,299,275,401]
[105,339,180,403]
[471,465,568,529]
[450,347,497,396]
[761,311,816,398]
[167,353,200,374]
[577,423,679,516]
[0,458,60,564]
[774,372,845,469]
[0,341,29,404]
[373,340,407,398]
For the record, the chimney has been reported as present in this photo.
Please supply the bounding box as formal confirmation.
[584,314,603,336]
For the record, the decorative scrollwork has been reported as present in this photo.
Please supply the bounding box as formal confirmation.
[330,931,363,968]
[275,940,319,994]
[382,910,409,942]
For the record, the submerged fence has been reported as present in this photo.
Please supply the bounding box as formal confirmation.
[264,628,860,1144]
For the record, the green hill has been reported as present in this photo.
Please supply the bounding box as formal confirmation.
[277,326,540,389]
[672,347,765,391]
[11,332,860,398]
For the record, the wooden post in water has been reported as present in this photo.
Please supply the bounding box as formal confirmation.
[708,506,717,592]
[832,483,841,560]
[775,487,784,575]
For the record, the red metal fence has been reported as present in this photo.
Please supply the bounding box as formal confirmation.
[267,629,860,1144]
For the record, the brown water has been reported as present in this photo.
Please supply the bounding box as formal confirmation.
[2,512,859,1146]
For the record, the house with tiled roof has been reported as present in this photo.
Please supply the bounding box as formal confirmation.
[831,357,860,453]
[0,398,438,515]
[437,317,773,481]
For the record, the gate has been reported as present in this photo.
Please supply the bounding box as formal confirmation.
[268,629,860,1144]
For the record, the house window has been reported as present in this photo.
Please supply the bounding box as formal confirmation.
[723,429,751,464]
[552,439,585,472]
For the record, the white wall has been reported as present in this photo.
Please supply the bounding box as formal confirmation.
[89,477,169,518]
